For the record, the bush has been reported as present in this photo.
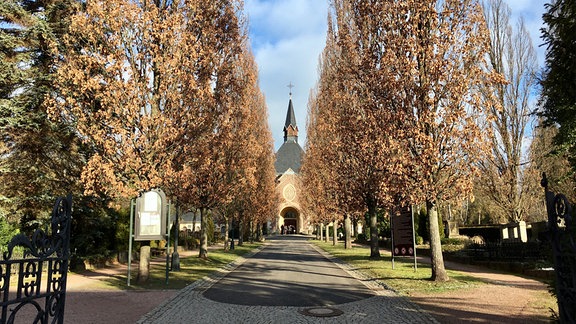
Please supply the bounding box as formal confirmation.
[70,196,120,263]
[415,235,424,245]
[207,216,215,244]
[355,233,368,243]
[417,206,429,242]
[186,237,199,249]
[441,237,466,245]
[0,217,19,251]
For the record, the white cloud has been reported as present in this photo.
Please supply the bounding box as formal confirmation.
[245,0,547,150]
[245,0,328,150]
[505,0,547,66]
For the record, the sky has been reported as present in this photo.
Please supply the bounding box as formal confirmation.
[244,0,548,151]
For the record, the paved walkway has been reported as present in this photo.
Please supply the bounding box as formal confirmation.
[138,236,438,323]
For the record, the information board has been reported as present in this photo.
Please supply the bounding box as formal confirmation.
[134,189,167,241]
[391,205,415,257]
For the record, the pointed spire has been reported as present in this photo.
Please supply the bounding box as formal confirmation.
[283,83,298,143]
[284,98,297,129]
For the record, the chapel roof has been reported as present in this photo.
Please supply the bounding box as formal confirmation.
[276,87,304,175]
[275,141,304,174]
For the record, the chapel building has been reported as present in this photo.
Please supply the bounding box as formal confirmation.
[274,93,308,234]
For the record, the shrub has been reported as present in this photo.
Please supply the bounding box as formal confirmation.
[355,233,368,243]
[70,196,119,263]
[0,217,19,255]
[415,235,424,245]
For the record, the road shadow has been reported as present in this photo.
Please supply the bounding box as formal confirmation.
[203,235,375,306]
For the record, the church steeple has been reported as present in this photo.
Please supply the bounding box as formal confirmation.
[283,83,298,143]
[275,83,304,175]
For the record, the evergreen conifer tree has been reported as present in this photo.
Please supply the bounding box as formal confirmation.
[540,0,576,166]
[0,0,82,227]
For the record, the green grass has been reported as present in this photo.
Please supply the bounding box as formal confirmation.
[75,243,262,291]
[313,241,485,295]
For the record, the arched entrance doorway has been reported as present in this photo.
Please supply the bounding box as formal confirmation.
[280,206,300,234]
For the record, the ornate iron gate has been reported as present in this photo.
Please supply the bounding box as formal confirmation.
[542,174,576,323]
[0,195,72,324]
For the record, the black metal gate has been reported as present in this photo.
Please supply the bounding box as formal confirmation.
[542,174,576,323]
[0,195,72,324]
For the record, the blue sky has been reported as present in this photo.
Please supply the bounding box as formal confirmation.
[244,0,547,151]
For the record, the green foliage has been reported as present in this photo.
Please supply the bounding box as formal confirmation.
[184,236,199,250]
[0,217,19,252]
[417,206,429,242]
[441,237,467,246]
[70,196,120,262]
[415,235,424,245]
[414,205,445,243]
[379,210,391,238]
[540,0,576,168]
[438,208,445,240]
[0,0,85,226]
[19,210,44,234]
[114,205,131,251]
[363,208,390,239]
[355,233,368,243]
[207,216,215,244]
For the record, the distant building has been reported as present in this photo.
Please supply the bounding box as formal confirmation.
[274,92,308,234]
[180,210,201,232]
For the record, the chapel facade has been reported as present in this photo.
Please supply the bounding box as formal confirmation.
[274,94,308,234]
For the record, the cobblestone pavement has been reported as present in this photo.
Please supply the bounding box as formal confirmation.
[139,237,437,324]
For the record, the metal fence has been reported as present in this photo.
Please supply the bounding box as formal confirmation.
[0,195,72,324]
[466,241,544,261]
[542,173,576,323]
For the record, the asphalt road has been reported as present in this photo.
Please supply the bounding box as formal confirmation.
[202,235,375,307]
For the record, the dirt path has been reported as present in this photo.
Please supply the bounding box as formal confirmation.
[407,259,555,323]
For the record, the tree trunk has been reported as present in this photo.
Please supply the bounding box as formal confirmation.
[171,210,180,271]
[325,222,329,242]
[353,217,359,238]
[344,213,352,249]
[224,215,230,251]
[199,207,208,259]
[171,205,180,271]
[368,196,380,258]
[249,220,254,243]
[332,219,338,246]
[427,200,449,282]
[319,223,323,241]
[238,219,244,246]
[257,222,263,241]
[137,244,151,283]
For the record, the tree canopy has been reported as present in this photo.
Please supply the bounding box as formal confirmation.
[48,0,277,260]
[0,0,84,227]
[476,0,539,223]
[540,0,576,167]
[302,0,499,281]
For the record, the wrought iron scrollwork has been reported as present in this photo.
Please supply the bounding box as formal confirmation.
[3,196,71,261]
[542,173,576,323]
[0,195,72,324]
[553,193,572,227]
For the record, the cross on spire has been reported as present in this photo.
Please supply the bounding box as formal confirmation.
[287,82,294,98]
